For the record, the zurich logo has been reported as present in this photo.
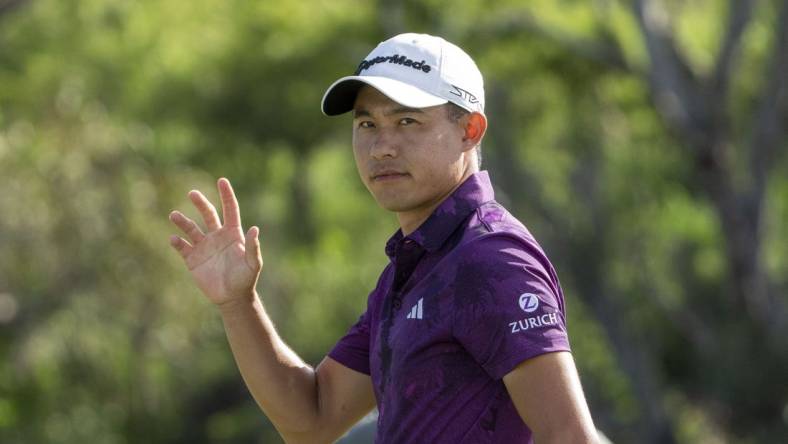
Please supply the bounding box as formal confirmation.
[519,293,539,313]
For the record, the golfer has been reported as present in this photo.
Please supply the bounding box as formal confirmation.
[169,33,598,443]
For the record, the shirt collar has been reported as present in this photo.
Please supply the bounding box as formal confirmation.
[385,170,495,258]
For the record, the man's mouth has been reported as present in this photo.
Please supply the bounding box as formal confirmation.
[371,170,410,182]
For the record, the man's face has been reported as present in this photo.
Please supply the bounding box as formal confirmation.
[352,86,470,215]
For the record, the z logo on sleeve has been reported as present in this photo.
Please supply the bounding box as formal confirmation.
[519,293,539,313]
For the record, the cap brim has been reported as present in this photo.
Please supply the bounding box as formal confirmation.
[321,76,448,116]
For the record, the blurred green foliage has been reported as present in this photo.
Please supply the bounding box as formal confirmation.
[1,0,786,443]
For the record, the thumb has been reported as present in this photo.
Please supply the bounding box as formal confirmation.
[245,226,263,272]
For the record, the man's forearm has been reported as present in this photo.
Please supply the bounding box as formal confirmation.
[218,292,320,435]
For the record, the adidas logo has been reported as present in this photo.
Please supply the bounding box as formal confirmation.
[406,298,424,320]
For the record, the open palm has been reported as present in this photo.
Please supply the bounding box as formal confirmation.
[169,178,262,306]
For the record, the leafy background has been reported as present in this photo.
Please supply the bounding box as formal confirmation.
[1,0,786,442]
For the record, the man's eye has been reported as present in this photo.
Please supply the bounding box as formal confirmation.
[399,118,417,126]
[358,121,375,129]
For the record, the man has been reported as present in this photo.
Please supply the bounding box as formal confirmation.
[169,33,598,443]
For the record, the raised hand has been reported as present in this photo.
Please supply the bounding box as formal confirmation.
[169,178,262,306]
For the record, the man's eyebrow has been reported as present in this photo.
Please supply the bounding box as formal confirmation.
[353,107,425,118]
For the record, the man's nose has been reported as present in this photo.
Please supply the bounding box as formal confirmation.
[370,128,398,160]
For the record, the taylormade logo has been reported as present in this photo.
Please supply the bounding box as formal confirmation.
[355,54,432,75]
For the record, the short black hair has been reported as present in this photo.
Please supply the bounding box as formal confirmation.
[446,102,469,122]
[445,103,482,168]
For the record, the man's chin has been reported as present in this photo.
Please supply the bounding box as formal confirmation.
[374,197,416,213]
[377,201,411,213]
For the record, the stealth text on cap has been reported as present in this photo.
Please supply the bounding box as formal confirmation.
[449,84,479,104]
[355,54,432,75]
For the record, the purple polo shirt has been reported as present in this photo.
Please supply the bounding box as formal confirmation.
[329,171,571,443]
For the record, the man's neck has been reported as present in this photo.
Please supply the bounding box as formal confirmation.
[397,167,477,236]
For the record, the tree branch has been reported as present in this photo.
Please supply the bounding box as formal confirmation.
[471,11,632,72]
[633,0,712,146]
[711,0,756,97]
[741,0,788,332]
[0,0,27,19]
[750,0,788,203]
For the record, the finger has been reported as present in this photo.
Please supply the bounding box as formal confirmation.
[169,235,193,259]
[169,211,206,244]
[189,190,221,231]
[245,226,263,271]
[218,178,242,228]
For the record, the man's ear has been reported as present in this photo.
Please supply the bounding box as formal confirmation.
[462,112,487,150]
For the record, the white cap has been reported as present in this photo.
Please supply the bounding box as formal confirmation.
[321,33,485,116]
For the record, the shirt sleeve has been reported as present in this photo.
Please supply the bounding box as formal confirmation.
[451,233,571,380]
[328,307,372,375]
